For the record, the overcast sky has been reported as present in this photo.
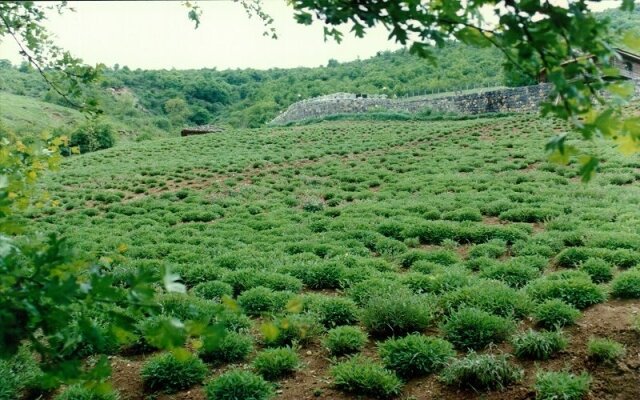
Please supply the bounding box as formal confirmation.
[0,0,622,71]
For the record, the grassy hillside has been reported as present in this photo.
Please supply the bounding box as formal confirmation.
[0,90,172,141]
[27,111,640,399]
[0,91,83,134]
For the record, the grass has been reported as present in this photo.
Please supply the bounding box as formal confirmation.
[0,91,83,134]
[22,111,640,398]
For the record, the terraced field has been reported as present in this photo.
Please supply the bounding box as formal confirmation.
[32,113,640,400]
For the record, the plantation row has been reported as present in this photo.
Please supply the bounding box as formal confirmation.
[8,114,640,399]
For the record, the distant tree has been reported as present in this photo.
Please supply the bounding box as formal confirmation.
[69,120,116,153]
[189,105,212,125]
[327,58,339,67]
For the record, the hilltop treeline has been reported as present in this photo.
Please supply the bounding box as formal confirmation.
[0,43,506,129]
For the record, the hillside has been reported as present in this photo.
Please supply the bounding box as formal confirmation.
[0,91,83,134]
[1,43,506,130]
[27,111,640,400]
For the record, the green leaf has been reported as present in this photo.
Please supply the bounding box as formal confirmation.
[621,0,635,12]
[260,321,280,342]
[622,30,640,53]
[578,156,599,183]
[606,82,635,99]
[144,318,186,350]
[454,27,491,48]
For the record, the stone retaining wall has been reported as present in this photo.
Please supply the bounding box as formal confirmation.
[270,81,640,125]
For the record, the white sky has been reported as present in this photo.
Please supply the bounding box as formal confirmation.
[0,0,623,71]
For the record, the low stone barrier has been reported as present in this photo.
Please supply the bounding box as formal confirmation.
[269,81,640,125]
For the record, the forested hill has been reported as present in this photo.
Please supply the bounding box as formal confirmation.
[0,6,638,132]
[0,43,506,130]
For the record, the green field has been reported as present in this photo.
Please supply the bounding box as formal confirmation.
[26,111,640,399]
[0,91,83,134]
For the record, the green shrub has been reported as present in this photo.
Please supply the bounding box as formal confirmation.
[464,256,500,271]
[141,352,207,393]
[159,293,218,321]
[347,278,410,306]
[253,347,300,380]
[216,309,252,332]
[223,270,303,295]
[69,121,116,154]
[192,280,233,301]
[205,370,273,400]
[410,260,442,274]
[362,293,433,337]
[331,355,403,399]
[237,287,291,316]
[374,237,408,256]
[0,360,18,400]
[526,274,606,309]
[611,269,640,299]
[535,371,591,400]
[54,385,119,400]
[441,308,515,350]
[443,207,483,222]
[402,268,472,295]
[556,247,639,269]
[533,299,581,329]
[579,258,613,283]
[400,249,460,268]
[468,240,507,259]
[175,265,225,286]
[199,331,254,364]
[511,329,567,360]
[378,334,455,378]
[440,352,523,391]
[262,314,322,347]
[439,280,531,318]
[587,337,625,362]
[479,262,540,288]
[297,262,346,289]
[323,326,368,356]
[314,297,359,328]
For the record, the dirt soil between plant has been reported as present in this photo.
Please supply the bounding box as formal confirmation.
[104,299,640,400]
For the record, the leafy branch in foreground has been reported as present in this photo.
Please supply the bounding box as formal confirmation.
[0,128,229,391]
[288,0,640,181]
[0,2,102,113]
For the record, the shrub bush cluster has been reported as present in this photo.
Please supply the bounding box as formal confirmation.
[253,347,300,380]
[533,299,581,329]
[362,293,433,337]
[378,334,455,378]
[323,326,368,356]
[205,370,273,400]
[526,274,606,309]
[199,331,254,364]
[441,307,515,350]
[331,355,403,399]
[610,269,640,299]
[511,329,568,360]
[587,337,625,363]
[141,352,207,393]
[535,371,591,400]
[440,352,523,390]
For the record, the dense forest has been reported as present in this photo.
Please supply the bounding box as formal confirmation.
[0,6,638,132]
